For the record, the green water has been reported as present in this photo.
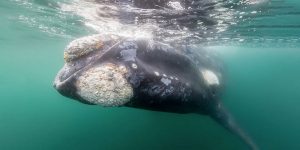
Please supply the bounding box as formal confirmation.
[1,0,300,150]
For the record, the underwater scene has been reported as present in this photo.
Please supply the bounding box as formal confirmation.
[0,0,300,150]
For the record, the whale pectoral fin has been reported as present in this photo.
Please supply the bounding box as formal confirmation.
[209,102,259,150]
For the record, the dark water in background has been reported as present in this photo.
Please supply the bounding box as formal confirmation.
[0,0,300,150]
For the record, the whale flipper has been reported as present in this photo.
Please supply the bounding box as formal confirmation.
[209,102,258,150]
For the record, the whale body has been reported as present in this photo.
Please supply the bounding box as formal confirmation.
[54,34,258,150]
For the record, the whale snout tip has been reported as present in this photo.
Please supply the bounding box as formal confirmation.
[53,77,65,94]
[53,68,73,98]
[53,61,134,106]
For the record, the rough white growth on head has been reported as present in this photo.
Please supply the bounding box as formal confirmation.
[64,34,104,62]
[76,63,133,106]
[161,78,171,86]
[167,1,184,10]
[201,69,220,86]
[131,63,137,69]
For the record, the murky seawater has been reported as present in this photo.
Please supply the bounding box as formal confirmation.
[1,0,300,150]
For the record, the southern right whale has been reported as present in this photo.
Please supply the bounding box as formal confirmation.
[53,34,258,150]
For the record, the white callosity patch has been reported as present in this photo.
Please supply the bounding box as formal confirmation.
[167,1,184,10]
[64,34,104,62]
[161,78,172,86]
[76,63,133,106]
[201,69,220,86]
[131,63,138,69]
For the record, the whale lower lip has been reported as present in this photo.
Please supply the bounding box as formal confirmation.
[53,66,74,97]
[53,67,95,105]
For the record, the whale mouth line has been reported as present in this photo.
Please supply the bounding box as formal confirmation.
[54,36,124,89]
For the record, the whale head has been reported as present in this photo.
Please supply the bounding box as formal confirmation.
[53,34,134,106]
